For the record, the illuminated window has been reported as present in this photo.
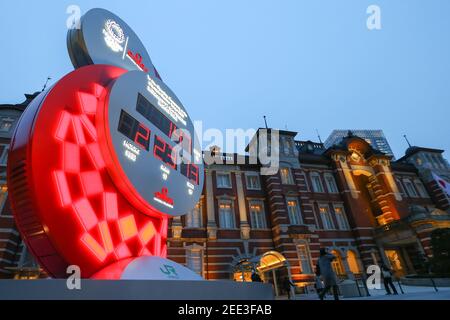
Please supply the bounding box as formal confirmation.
[286,198,302,225]
[414,180,429,198]
[324,174,338,193]
[219,200,235,229]
[249,200,266,229]
[384,249,404,275]
[346,250,361,274]
[404,179,418,197]
[311,173,324,193]
[0,184,8,216]
[297,242,313,274]
[280,167,294,185]
[186,201,202,228]
[216,172,232,188]
[334,205,350,230]
[245,173,261,190]
[330,250,346,276]
[186,246,203,276]
[319,205,334,230]
[0,117,14,132]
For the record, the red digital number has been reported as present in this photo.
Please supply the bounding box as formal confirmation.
[134,123,151,151]
[189,164,199,185]
[153,135,177,169]
[172,129,192,155]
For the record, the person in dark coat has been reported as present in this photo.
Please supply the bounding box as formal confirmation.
[317,248,339,300]
[282,277,296,300]
[381,264,398,295]
[251,270,262,282]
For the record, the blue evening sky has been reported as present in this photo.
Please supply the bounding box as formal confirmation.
[1,0,449,158]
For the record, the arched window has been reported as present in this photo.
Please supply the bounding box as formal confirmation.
[346,250,361,274]
[330,250,346,276]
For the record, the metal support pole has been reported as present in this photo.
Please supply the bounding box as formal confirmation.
[272,269,279,297]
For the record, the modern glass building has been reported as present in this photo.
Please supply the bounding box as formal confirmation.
[324,130,395,159]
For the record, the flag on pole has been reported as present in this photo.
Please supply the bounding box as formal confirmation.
[432,172,450,196]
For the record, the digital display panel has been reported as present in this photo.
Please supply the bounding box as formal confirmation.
[118,110,151,151]
[136,93,176,140]
[104,70,204,216]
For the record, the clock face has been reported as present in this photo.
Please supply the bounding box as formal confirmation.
[98,70,204,217]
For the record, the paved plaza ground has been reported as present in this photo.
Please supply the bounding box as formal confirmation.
[278,285,450,300]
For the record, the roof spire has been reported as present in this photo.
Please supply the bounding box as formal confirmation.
[403,134,412,148]
[42,77,52,92]
[316,129,323,144]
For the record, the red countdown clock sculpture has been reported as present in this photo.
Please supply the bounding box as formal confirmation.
[7,9,204,279]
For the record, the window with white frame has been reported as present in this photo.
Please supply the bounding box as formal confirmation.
[324,173,338,193]
[297,241,313,274]
[245,173,261,190]
[311,173,324,193]
[249,200,267,229]
[216,172,232,188]
[186,201,203,228]
[219,200,235,229]
[404,179,418,197]
[334,205,350,230]
[286,198,302,225]
[414,180,429,198]
[280,167,294,185]
[186,246,203,276]
[0,117,14,132]
[319,205,334,230]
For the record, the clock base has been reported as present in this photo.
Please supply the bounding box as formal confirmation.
[91,256,203,281]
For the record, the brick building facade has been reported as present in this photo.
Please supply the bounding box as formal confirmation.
[1,94,450,294]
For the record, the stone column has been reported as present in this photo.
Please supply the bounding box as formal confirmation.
[235,172,250,240]
[205,170,217,240]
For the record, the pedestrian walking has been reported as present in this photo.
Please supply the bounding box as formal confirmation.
[282,277,296,300]
[317,248,340,301]
[251,269,262,282]
[381,264,398,295]
[314,264,324,299]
